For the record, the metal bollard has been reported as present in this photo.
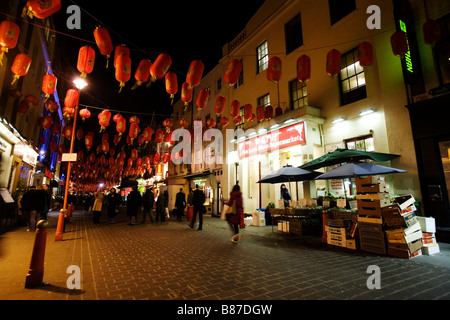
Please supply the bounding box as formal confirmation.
[25,220,48,288]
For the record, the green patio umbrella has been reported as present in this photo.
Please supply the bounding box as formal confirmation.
[300,148,400,171]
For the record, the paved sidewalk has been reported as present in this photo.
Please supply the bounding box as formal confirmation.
[1,208,450,301]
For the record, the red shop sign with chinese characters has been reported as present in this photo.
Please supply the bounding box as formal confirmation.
[238,122,306,158]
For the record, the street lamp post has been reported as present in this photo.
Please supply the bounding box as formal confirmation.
[55,78,87,241]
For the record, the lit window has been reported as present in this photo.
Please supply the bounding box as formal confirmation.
[339,48,367,106]
[289,79,308,110]
[257,41,268,74]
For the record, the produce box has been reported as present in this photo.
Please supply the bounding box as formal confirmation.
[422,243,440,255]
[394,195,415,211]
[388,247,422,259]
[417,216,436,233]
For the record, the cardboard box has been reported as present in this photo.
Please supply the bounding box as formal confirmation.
[417,216,436,233]
[422,232,437,245]
[244,216,252,226]
[252,217,265,227]
[395,195,415,211]
[422,243,440,255]
[388,247,422,259]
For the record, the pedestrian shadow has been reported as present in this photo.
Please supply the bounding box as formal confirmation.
[27,283,85,296]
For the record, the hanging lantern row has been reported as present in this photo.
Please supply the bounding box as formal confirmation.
[22,0,62,20]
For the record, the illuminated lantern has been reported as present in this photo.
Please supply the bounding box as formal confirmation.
[186,59,204,88]
[45,100,59,113]
[143,127,154,142]
[224,59,242,86]
[109,157,115,167]
[214,96,226,115]
[150,53,172,82]
[129,116,140,124]
[423,19,441,45]
[77,45,95,78]
[230,100,240,118]
[0,20,20,63]
[164,132,173,145]
[162,153,170,163]
[162,119,173,131]
[138,134,145,145]
[297,55,311,82]
[154,153,161,163]
[326,49,341,76]
[114,44,129,68]
[98,110,111,132]
[41,115,53,130]
[101,141,109,154]
[11,53,31,85]
[18,101,31,115]
[275,106,283,117]
[113,113,123,123]
[132,59,152,89]
[256,106,265,121]
[127,158,133,168]
[178,119,188,129]
[265,105,273,120]
[155,129,165,143]
[42,73,57,100]
[233,116,242,124]
[113,134,120,145]
[24,0,61,19]
[115,53,131,92]
[128,123,140,143]
[196,89,209,111]
[165,71,178,104]
[102,132,109,142]
[76,128,83,140]
[79,108,91,121]
[181,82,193,107]
[63,126,73,139]
[51,122,60,135]
[244,104,253,121]
[136,158,142,167]
[64,89,79,108]
[219,117,229,127]
[25,94,38,106]
[63,106,75,119]
[391,31,408,57]
[84,133,93,150]
[267,56,282,82]
[206,118,216,128]
[357,42,373,67]
[93,26,114,67]
[131,149,138,160]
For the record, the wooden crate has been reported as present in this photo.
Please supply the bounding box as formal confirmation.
[356,198,390,216]
[359,222,386,254]
[288,219,302,236]
[357,214,383,224]
[355,176,388,193]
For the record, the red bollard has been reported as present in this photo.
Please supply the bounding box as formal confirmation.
[55,209,66,241]
[25,220,48,288]
[322,210,328,243]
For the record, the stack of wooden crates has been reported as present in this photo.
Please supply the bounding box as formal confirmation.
[355,176,390,255]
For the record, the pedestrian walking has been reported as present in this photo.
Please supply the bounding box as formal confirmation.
[106,187,122,224]
[175,188,186,221]
[127,186,142,225]
[280,184,291,207]
[20,186,35,231]
[225,184,244,243]
[163,190,170,219]
[142,187,155,223]
[92,188,104,224]
[155,190,165,222]
[189,184,205,230]
[83,192,93,214]
[37,184,51,220]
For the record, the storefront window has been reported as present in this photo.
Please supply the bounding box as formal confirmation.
[345,135,374,151]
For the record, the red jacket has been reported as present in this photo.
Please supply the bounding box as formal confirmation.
[226,191,243,225]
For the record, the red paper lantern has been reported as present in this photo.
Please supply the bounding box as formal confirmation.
[181,82,193,107]
[230,100,240,118]
[132,59,152,89]
[101,141,109,154]
[154,153,161,164]
[186,59,204,88]
[63,126,73,139]
[93,26,114,67]
[178,119,188,129]
[423,19,441,45]
[390,31,408,57]
[41,115,53,130]
[0,20,20,62]
[256,106,265,121]
[98,110,111,132]
[113,134,121,145]
[150,53,172,81]
[64,89,79,108]
[76,128,83,140]
[79,108,91,121]
[11,53,31,85]
[129,116,140,124]
[162,153,170,163]
[297,55,311,82]
[244,104,253,121]
[77,46,95,78]
[326,49,341,76]
[265,105,273,120]
[163,119,173,130]
[224,59,242,86]
[143,127,154,142]
[275,106,283,117]
[9,88,22,99]
[219,117,229,127]
[267,56,282,82]
[196,89,209,111]
[357,42,373,67]
[165,71,178,103]
[128,123,140,142]
[155,129,165,143]
[45,100,59,113]
[114,45,129,68]
[63,106,75,119]
[233,116,242,124]
[42,73,57,100]
[206,118,216,128]
[131,149,138,160]
[214,96,226,115]
[115,54,131,92]
[24,0,61,19]
[51,122,60,135]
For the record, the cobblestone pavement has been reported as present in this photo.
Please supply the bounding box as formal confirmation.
[1,209,449,304]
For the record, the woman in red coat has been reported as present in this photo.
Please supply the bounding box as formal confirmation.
[226,184,243,243]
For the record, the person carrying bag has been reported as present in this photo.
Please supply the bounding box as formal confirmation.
[225,185,243,243]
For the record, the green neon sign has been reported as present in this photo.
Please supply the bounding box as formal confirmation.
[399,20,414,73]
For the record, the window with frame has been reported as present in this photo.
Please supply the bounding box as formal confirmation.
[339,48,367,106]
[289,79,308,110]
[285,13,303,55]
[256,40,268,74]
[328,0,356,25]
[235,107,245,131]
[257,93,270,107]
[345,134,374,151]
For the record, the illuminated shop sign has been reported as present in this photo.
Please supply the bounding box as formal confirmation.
[238,122,305,158]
